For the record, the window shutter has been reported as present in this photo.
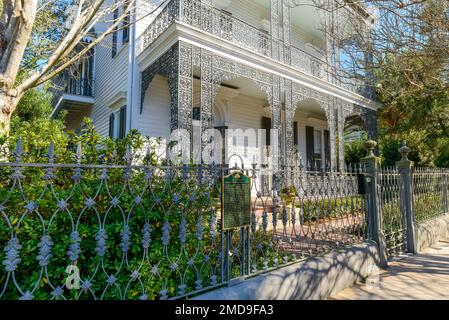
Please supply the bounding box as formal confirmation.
[262,117,272,146]
[306,126,315,167]
[293,122,298,146]
[119,106,127,139]
[112,9,118,58]
[122,0,130,44]
[109,113,115,138]
[324,130,331,170]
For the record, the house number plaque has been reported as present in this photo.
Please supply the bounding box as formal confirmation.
[222,172,251,230]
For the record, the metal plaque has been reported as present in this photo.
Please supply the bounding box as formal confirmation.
[222,172,252,230]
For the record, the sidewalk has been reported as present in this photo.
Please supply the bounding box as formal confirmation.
[330,239,449,300]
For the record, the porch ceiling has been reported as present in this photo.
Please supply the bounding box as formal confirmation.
[295,98,327,117]
[193,69,268,101]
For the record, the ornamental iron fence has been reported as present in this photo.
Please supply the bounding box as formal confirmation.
[378,161,449,258]
[413,167,449,223]
[378,166,407,258]
[0,141,368,300]
[0,140,448,300]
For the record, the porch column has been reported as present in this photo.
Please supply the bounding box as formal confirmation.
[272,75,282,173]
[167,42,194,162]
[200,51,213,160]
[337,101,346,170]
[325,100,337,171]
[283,78,295,168]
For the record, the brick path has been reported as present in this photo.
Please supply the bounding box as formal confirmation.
[330,239,449,300]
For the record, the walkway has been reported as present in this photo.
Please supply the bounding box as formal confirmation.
[330,239,449,300]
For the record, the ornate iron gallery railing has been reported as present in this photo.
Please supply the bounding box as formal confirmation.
[136,0,365,96]
[0,143,368,300]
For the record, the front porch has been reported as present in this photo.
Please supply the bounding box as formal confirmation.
[137,41,378,170]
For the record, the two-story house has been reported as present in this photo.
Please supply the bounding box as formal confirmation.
[52,0,380,172]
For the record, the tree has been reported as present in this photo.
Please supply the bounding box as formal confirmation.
[287,0,448,165]
[0,0,167,137]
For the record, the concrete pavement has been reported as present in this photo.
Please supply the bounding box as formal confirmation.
[330,239,449,300]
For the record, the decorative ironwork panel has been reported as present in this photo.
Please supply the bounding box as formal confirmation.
[200,51,213,152]
[136,0,180,56]
[178,42,193,133]
[141,42,193,133]
[140,45,179,114]
[379,166,407,258]
[270,0,280,61]
[413,168,449,223]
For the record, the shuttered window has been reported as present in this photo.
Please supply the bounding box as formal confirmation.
[293,122,298,146]
[261,117,271,146]
[324,130,331,169]
[119,106,127,139]
[306,126,314,167]
[122,0,130,44]
[109,113,115,138]
[109,106,127,139]
[112,8,119,58]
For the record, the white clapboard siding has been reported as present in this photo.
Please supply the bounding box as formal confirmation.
[90,4,130,136]
[138,75,171,139]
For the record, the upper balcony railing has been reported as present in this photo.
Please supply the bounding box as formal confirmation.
[65,77,95,97]
[51,76,95,109]
[137,0,369,97]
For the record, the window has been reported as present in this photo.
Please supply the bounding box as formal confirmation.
[192,106,200,121]
[261,117,271,146]
[293,122,298,146]
[306,126,324,169]
[122,0,130,44]
[314,129,322,168]
[112,8,119,58]
[324,130,331,169]
[109,106,127,139]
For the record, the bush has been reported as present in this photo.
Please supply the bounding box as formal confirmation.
[0,118,225,300]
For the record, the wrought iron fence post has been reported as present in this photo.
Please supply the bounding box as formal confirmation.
[361,140,388,268]
[396,143,417,254]
[444,171,449,214]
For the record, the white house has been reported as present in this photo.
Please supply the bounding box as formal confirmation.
[51,0,380,171]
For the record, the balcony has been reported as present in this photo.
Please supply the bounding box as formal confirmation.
[51,76,95,130]
[64,77,95,97]
[137,0,370,98]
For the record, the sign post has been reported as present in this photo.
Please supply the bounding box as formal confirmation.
[221,171,252,283]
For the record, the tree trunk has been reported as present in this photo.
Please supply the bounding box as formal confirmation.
[0,90,15,137]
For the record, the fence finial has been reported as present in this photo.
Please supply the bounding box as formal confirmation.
[364,140,377,158]
[398,141,411,162]
[14,138,23,162]
[47,141,55,163]
[75,142,83,164]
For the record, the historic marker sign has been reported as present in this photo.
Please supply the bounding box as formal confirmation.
[222,172,251,230]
